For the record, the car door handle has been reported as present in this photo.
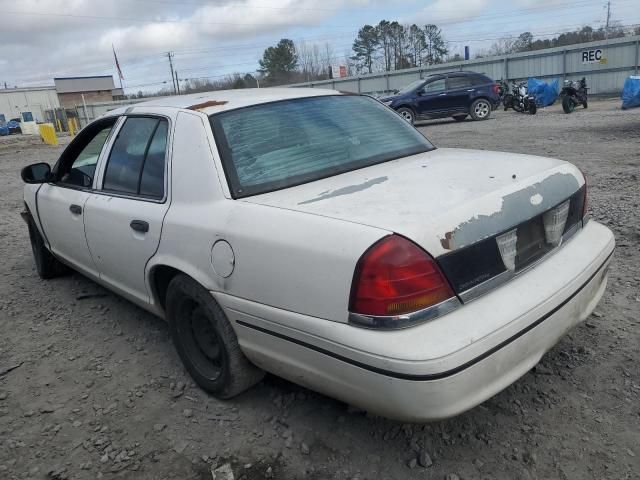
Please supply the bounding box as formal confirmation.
[467,89,475,92]
[69,204,82,215]
[438,93,447,96]
[130,220,149,233]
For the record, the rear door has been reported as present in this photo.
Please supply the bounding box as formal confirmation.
[446,75,475,113]
[84,115,171,304]
[414,76,448,117]
[37,118,119,278]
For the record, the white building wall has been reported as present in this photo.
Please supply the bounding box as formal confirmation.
[0,88,60,123]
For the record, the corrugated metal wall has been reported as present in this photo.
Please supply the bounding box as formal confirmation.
[290,36,640,96]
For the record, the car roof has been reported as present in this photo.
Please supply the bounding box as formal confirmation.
[109,87,342,116]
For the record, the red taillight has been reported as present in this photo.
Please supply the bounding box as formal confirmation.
[349,235,455,317]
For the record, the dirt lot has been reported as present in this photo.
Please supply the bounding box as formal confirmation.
[0,98,638,480]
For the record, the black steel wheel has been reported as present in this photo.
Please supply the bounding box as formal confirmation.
[166,274,264,399]
[27,216,69,279]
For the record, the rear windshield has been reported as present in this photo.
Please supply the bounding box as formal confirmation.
[210,95,434,198]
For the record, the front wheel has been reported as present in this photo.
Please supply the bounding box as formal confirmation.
[562,95,575,114]
[166,274,265,399]
[27,216,69,279]
[396,107,415,125]
[529,102,537,115]
[582,99,588,109]
[470,99,491,120]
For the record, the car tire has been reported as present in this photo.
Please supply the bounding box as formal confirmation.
[27,216,69,279]
[469,99,491,121]
[396,107,415,125]
[452,115,467,122]
[562,96,575,114]
[166,274,265,399]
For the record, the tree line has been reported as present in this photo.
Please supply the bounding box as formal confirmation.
[136,20,640,96]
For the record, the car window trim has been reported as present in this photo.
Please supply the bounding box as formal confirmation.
[97,114,171,203]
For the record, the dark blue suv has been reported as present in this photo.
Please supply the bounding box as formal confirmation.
[379,72,500,124]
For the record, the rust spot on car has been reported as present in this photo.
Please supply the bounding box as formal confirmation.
[187,100,228,111]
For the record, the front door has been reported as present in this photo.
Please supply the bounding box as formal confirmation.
[37,118,118,278]
[84,116,171,304]
[415,77,448,117]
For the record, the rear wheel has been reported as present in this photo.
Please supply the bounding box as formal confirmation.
[396,107,415,125]
[166,274,264,399]
[27,216,69,279]
[562,95,575,114]
[452,115,467,122]
[470,99,491,120]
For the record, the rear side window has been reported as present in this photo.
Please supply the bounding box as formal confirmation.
[447,76,473,90]
[103,117,168,199]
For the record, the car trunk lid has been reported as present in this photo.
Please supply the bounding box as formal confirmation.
[242,148,584,259]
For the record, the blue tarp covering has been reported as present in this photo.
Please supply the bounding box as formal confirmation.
[621,76,640,110]
[528,78,559,107]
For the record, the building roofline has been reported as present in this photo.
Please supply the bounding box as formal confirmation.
[54,75,114,80]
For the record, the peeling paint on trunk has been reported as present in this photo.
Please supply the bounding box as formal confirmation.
[298,177,388,205]
[440,172,580,250]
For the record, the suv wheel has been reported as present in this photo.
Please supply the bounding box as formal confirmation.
[396,107,415,125]
[470,99,491,121]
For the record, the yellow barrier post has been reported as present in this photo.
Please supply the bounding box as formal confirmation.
[69,118,76,136]
[39,124,58,146]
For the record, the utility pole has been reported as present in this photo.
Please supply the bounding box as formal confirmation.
[167,52,177,94]
[174,71,180,95]
[605,1,611,39]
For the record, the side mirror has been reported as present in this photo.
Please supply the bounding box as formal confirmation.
[416,90,424,96]
[21,163,52,184]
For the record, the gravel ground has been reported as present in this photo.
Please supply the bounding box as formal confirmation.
[0,98,639,480]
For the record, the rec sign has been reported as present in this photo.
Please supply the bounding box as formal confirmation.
[582,48,606,64]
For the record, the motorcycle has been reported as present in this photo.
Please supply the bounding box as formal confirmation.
[502,81,537,114]
[560,77,588,114]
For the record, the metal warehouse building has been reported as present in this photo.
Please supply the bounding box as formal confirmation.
[292,35,640,96]
[0,86,60,124]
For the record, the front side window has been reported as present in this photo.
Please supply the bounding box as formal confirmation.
[211,95,434,198]
[103,117,168,199]
[422,79,446,94]
[59,122,114,188]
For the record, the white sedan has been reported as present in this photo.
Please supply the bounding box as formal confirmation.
[21,88,614,421]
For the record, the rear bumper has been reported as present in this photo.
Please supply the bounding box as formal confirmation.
[216,221,615,421]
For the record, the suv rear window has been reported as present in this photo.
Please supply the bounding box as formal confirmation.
[210,95,434,198]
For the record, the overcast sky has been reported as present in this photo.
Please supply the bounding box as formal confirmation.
[1,0,637,93]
